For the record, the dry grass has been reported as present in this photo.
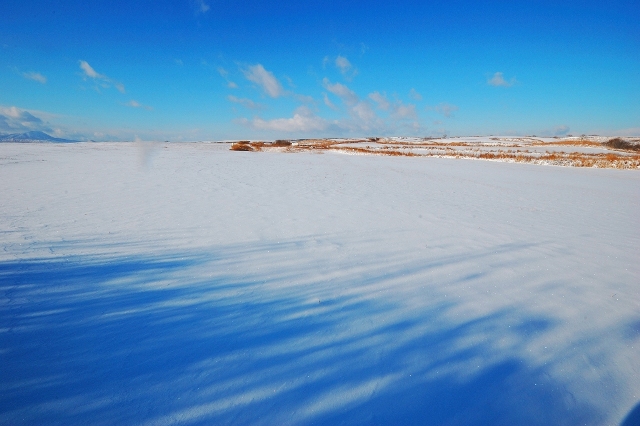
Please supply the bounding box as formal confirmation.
[333,146,419,157]
[230,137,640,169]
[230,142,255,151]
[532,139,602,148]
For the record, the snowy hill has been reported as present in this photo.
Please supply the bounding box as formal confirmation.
[0,131,76,142]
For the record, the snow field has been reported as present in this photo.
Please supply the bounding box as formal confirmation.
[1,142,639,425]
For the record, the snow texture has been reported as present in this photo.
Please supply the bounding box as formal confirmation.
[1,142,639,425]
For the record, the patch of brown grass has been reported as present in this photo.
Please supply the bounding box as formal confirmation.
[230,142,255,151]
[230,141,268,151]
[538,139,602,147]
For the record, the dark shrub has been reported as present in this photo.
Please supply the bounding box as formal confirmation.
[604,138,640,151]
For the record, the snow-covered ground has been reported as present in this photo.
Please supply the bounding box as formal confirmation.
[1,142,639,425]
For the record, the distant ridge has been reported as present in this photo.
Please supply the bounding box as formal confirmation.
[0,131,77,142]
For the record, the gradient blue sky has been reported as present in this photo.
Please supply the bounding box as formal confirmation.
[1,0,638,141]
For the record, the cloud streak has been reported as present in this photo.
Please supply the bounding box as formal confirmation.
[227,95,264,110]
[126,100,153,111]
[22,71,47,84]
[243,64,284,98]
[79,60,125,93]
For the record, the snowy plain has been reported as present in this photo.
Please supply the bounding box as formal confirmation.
[1,142,639,425]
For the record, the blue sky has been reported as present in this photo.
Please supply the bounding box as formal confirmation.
[1,0,638,140]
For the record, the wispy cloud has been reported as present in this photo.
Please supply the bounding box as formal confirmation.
[22,71,47,84]
[323,78,358,105]
[434,103,459,118]
[323,93,338,110]
[227,95,264,110]
[193,0,210,14]
[409,88,422,101]
[217,67,228,77]
[392,103,417,120]
[335,55,352,74]
[217,67,238,88]
[243,64,284,98]
[487,72,516,87]
[79,60,125,93]
[126,100,153,111]
[368,92,390,111]
[333,55,358,79]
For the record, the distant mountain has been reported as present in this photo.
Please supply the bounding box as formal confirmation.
[0,131,77,142]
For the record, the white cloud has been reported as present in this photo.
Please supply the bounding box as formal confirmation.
[335,55,352,74]
[434,103,459,118]
[368,92,390,110]
[243,64,284,98]
[351,101,378,123]
[227,95,263,110]
[79,60,125,93]
[227,81,238,89]
[193,0,210,13]
[554,125,570,136]
[409,88,422,101]
[0,106,52,133]
[323,78,358,105]
[243,106,329,133]
[80,60,101,78]
[488,72,516,87]
[22,71,47,84]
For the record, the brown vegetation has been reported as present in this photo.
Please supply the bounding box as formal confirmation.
[229,137,640,169]
[604,138,640,152]
[230,142,255,151]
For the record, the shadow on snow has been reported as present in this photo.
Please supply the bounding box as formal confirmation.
[0,238,604,425]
